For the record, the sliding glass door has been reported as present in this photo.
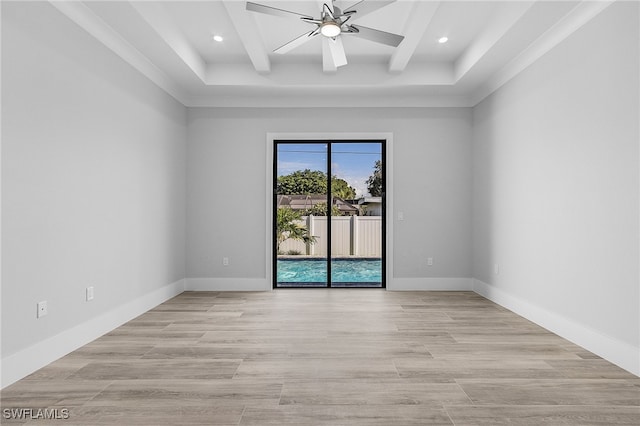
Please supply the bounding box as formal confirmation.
[330,142,383,287]
[274,140,384,288]
[275,142,328,287]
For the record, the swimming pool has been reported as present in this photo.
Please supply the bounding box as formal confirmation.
[277,258,382,287]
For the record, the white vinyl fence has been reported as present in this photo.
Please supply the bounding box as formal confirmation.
[279,216,382,257]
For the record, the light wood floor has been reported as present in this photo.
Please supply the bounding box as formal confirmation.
[2,290,639,425]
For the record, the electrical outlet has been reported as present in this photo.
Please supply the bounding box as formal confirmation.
[494,263,500,275]
[86,286,94,301]
[427,257,433,266]
[222,257,229,266]
[37,301,48,318]
[397,212,404,221]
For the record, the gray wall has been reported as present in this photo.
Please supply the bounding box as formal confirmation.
[187,107,472,282]
[472,2,639,351]
[2,2,187,358]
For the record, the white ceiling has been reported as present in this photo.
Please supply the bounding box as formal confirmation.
[51,0,614,107]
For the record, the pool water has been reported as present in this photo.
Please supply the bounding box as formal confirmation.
[277,258,382,287]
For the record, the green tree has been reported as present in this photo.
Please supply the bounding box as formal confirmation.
[277,169,326,195]
[366,160,383,196]
[277,169,356,199]
[276,207,316,253]
[331,177,356,200]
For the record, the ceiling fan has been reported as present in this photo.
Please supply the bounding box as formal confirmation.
[246,0,404,68]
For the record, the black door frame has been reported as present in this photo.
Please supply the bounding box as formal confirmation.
[273,139,386,288]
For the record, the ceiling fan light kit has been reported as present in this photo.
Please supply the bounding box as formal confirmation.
[246,0,404,69]
[320,21,342,38]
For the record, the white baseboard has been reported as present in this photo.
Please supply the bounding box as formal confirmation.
[5,276,635,388]
[0,279,185,389]
[473,279,640,377]
[388,277,473,291]
[185,278,270,291]
[185,277,473,292]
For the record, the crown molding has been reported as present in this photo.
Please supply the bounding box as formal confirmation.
[183,93,473,108]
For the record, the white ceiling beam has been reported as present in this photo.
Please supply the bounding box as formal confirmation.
[388,0,440,73]
[454,1,534,82]
[471,0,615,105]
[129,1,207,83]
[222,0,271,74]
[48,1,188,104]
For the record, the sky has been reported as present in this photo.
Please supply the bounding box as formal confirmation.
[277,142,382,198]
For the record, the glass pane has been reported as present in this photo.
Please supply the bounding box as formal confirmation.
[275,143,328,287]
[330,142,383,288]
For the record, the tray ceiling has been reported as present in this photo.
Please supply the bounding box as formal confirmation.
[50,0,614,107]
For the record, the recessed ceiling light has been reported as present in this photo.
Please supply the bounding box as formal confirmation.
[438,36,449,44]
[213,35,224,43]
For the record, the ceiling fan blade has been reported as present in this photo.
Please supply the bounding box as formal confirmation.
[327,37,347,67]
[246,2,312,19]
[274,30,318,54]
[343,0,396,19]
[323,3,336,20]
[347,24,404,47]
